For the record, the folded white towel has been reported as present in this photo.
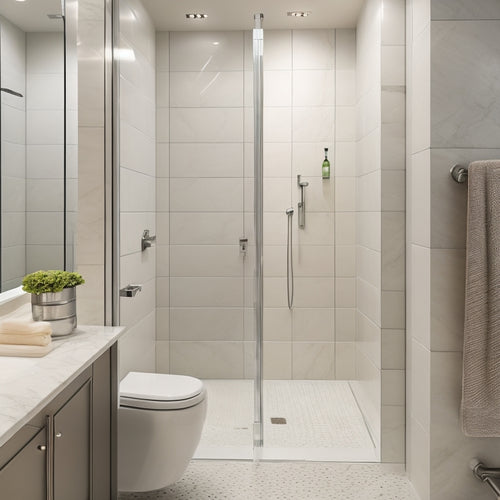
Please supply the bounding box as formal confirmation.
[0,343,53,358]
[0,319,52,336]
[0,332,51,347]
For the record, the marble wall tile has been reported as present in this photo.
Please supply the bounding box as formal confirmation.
[431,20,500,148]
[431,0,500,20]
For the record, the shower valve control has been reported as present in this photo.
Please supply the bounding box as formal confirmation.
[239,237,248,254]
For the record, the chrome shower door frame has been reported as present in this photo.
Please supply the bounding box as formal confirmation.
[253,13,264,453]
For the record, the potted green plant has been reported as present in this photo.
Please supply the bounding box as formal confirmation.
[22,270,85,337]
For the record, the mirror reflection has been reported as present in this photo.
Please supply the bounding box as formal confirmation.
[0,0,77,293]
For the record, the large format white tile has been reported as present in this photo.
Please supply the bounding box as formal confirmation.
[26,110,64,145]
[120,121,155,177]
[170,277,244,307]
[170,178,243,212]
[335,29,356,71]
[27,32,64,74]
[26,179,64,212]
[171,108,243,143]
[293,245,334,277]
[292,342,335,379]
[292,30,335,70]
[263,341,292,379]
[430,249,465,352]
[170,308,244,341]
[294,277,334,308]
[170,71,243,107]
[120,168,156,212]
[26,212,64,245]
[170,245,243,277]
[170,212,243,245]
[170,31,244,72]
[264,70,292,107]
[26,74,64,110]
[292,107,335,143]
[171,341,244,379]
[263,308,292,341]
[292,70,335,106]
[292,308,334,341]
[410,244,430,349]
[170,143,243,178]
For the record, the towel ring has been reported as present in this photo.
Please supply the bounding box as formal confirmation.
[450,164,468,184]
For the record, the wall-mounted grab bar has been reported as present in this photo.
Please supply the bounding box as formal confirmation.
[471,459,500,499]
[450,164,468,183]
[285,208,294,309]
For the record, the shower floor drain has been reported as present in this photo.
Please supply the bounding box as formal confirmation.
[270,417,287,425]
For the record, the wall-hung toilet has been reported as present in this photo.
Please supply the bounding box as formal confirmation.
[118,372,207,492]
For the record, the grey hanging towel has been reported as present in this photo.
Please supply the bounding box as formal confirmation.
[462,160,500,437]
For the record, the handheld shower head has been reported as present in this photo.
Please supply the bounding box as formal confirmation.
[286,207,294,216]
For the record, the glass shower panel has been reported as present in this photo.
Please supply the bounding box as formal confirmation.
[159,30,254,460]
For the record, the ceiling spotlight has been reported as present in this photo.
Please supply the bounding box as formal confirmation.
[186,13,208,20]
[287,11,311,17]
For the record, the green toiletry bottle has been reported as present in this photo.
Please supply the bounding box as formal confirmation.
[322,148,330,179]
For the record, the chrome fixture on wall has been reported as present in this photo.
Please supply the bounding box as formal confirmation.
[470,458,500,498]
[141,229,156,251]
[119,284,142,298]
[450,164,468,183]
[286,208,294,309]
[297,175,309,229]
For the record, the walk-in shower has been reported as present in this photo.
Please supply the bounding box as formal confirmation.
[115,0,406,467]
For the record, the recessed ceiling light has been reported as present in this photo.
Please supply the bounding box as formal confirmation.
[186,13,208,20]
[15,0,26,3]
[287,11,311,17]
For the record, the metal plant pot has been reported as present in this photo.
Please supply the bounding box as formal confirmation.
[31,287,77,337]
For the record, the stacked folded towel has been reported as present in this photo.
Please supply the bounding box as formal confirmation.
[0,319,53,357]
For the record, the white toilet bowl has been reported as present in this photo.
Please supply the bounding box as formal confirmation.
[118,371,207,492]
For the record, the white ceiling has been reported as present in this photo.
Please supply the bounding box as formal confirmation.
[0,0,63,32]
[142,0,364,31]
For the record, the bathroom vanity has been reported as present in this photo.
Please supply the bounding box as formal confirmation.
[0,326,125,499]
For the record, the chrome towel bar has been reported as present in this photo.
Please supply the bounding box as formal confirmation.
[450,164,468,183]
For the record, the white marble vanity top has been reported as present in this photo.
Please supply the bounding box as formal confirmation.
[0,325,126,447]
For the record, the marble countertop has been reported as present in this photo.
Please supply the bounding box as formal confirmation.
[0,325,126,448]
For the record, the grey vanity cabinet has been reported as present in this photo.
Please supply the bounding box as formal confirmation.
[0,426,47,500]
[0,345,117,500]
[53,380,91,500]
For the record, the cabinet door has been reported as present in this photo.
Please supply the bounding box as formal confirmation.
[53,380,91,500]
[0,427,47,500]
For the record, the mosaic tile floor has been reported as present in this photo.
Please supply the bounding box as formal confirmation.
[119,461,420,500]
[196,380,374,456]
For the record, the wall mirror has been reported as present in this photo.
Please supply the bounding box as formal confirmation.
[0,0,77,293]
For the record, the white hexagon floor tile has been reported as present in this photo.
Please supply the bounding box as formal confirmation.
[119,461,420,500]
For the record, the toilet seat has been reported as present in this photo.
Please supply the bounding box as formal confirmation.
[119,372,206,411]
